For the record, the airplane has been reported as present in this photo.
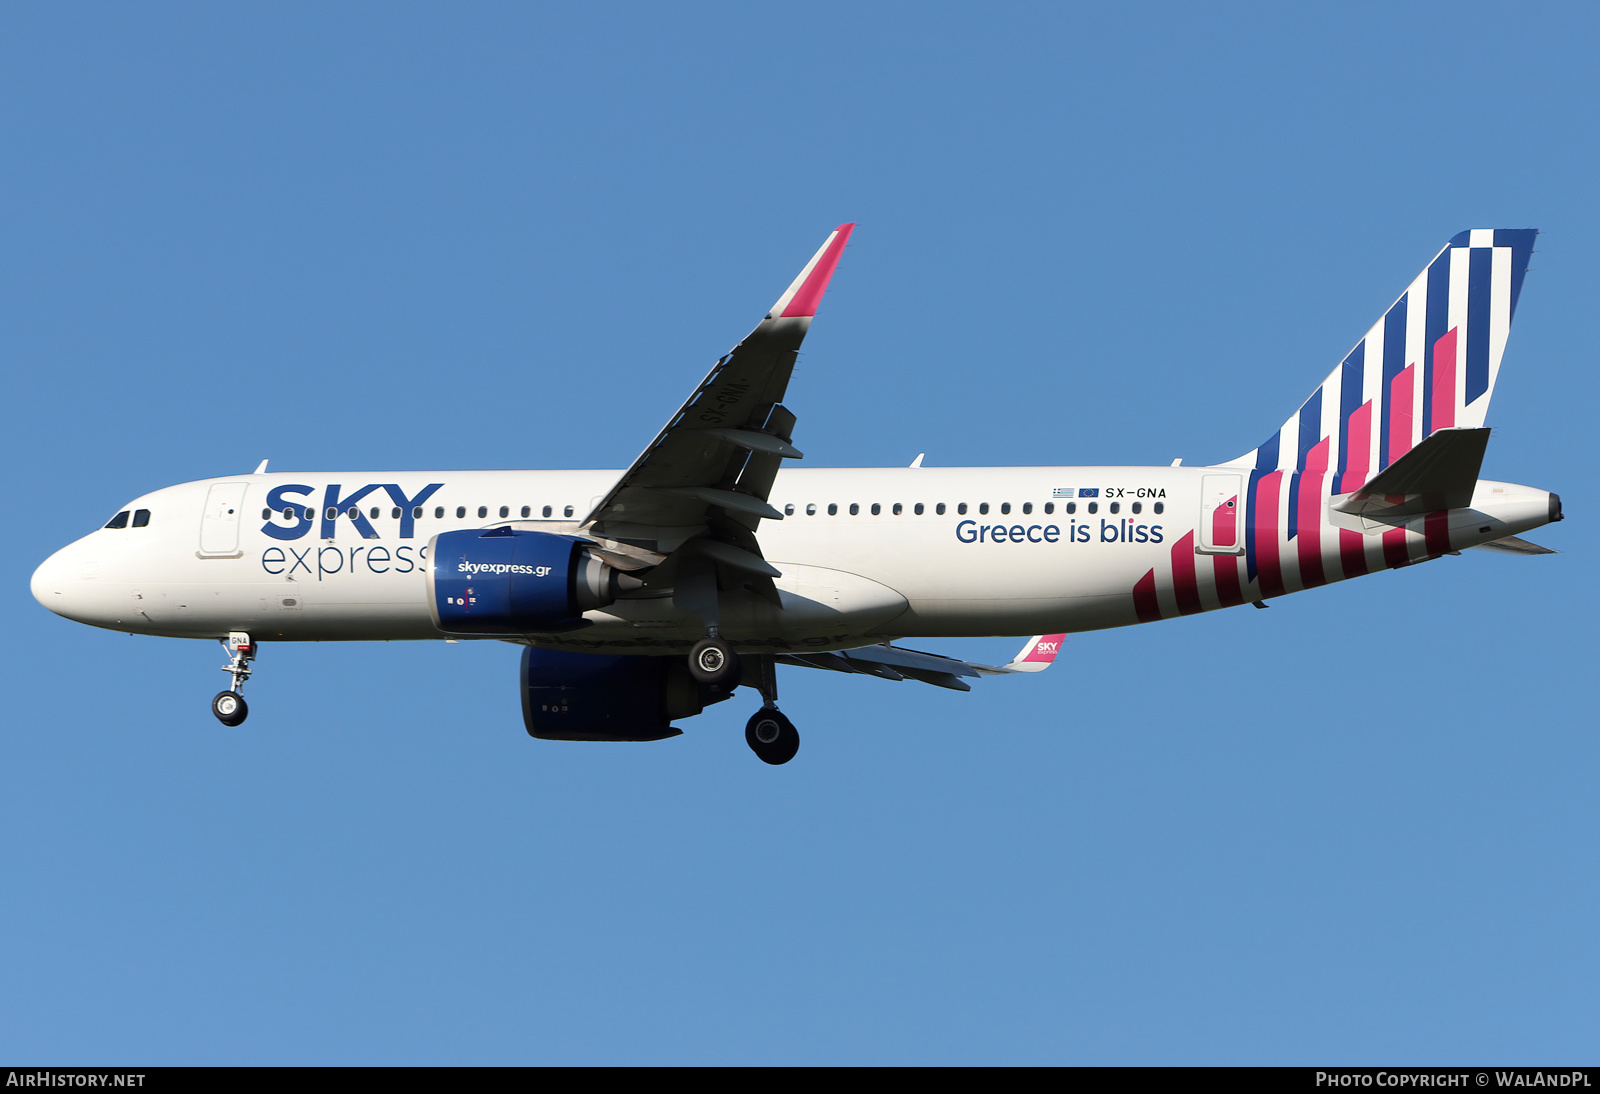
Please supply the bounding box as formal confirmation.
[30,225,1563,764]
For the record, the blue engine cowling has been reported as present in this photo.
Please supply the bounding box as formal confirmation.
[521,648,731,741]
[428,527,619,634]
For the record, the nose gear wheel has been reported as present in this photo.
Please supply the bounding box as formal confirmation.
[212,690,248,727]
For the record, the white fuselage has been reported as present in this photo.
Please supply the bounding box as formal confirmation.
[31,464,1557,654]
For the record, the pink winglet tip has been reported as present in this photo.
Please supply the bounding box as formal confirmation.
[1023,635,1066,663]
[780,222,856,318]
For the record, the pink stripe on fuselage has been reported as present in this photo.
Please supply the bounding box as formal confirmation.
[1172,531,1200,615]
[1214,553,1245,607]
[1132,568,1161,623]
[1297,437,1329,589]
[1255,470,1285,599]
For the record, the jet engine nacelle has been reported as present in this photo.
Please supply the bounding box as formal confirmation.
[521,648,731,741]
[428,527,621,635]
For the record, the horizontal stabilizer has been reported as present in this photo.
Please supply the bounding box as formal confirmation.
[976,633,1066,674]
[777,634,1065,692]
[1470,535,1556,555]
[1331,427,1489,519]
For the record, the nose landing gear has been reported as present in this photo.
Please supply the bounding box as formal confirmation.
[212,632,254,727]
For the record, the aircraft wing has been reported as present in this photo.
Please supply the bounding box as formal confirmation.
[581,224,855,562]
[778,634,1067,692]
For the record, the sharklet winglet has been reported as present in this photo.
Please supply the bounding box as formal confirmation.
[769,223,855,319]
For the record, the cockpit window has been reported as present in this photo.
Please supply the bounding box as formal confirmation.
[131,509,151,528]
[104,511,130,529]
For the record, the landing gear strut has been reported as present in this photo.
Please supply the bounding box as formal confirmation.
[743,655,799,765]
[212,632,254,727]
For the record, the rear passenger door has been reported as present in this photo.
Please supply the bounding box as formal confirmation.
[1197,473,1244,555]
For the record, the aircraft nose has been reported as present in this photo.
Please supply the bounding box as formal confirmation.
[31,546,76,617]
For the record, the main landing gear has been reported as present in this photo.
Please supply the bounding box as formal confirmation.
[745,708,799,765]
[741,654,799,765]
[687,628,799,764]
[212,632,254,727]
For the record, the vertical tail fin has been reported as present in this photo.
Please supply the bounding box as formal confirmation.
[1228,229,1537,491]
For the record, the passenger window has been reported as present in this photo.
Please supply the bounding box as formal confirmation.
[542,505,553,517]
[1000,502,1011,515]
[935,503,945,515]
[414,507,424,519]
[434,506,445,519]
[1154,501,1165,515]
[326,507,338,520]
[104,511,130,529]
[828,503,838,516]
[806,503,816,516]
[347,507,359,519]
[870,503,880,515]
[456,506,467,519]
[132,509,151,528]
[957,503,967,515]
[1022,502,1032,515]
[499,506,509,518]
[283,507,296,520]
[892,503,902,515]
[1132,502,1141,514]
[305,507,316,520]
[261,508,270,520]
[1110,502,1120,514]
[914,503,924,515]
[1043,502,1053,514]
[521,506,531,518]
[391,507,401,519]
[1088,502,1098,514]
[477,506,488,518]
[564,505,574,517]
[784,503,795,516]
[370,507,381,519]
[979,503,989,515]
[1066,502,1076,515]
[849,503,860,515]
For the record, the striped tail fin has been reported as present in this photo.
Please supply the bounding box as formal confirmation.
[1227,229,1537,489]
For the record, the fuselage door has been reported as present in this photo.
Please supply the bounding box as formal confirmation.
[1197,472,1245,555]
[198,482,249,557]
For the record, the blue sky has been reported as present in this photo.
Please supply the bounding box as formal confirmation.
[3,2,1596,1064]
